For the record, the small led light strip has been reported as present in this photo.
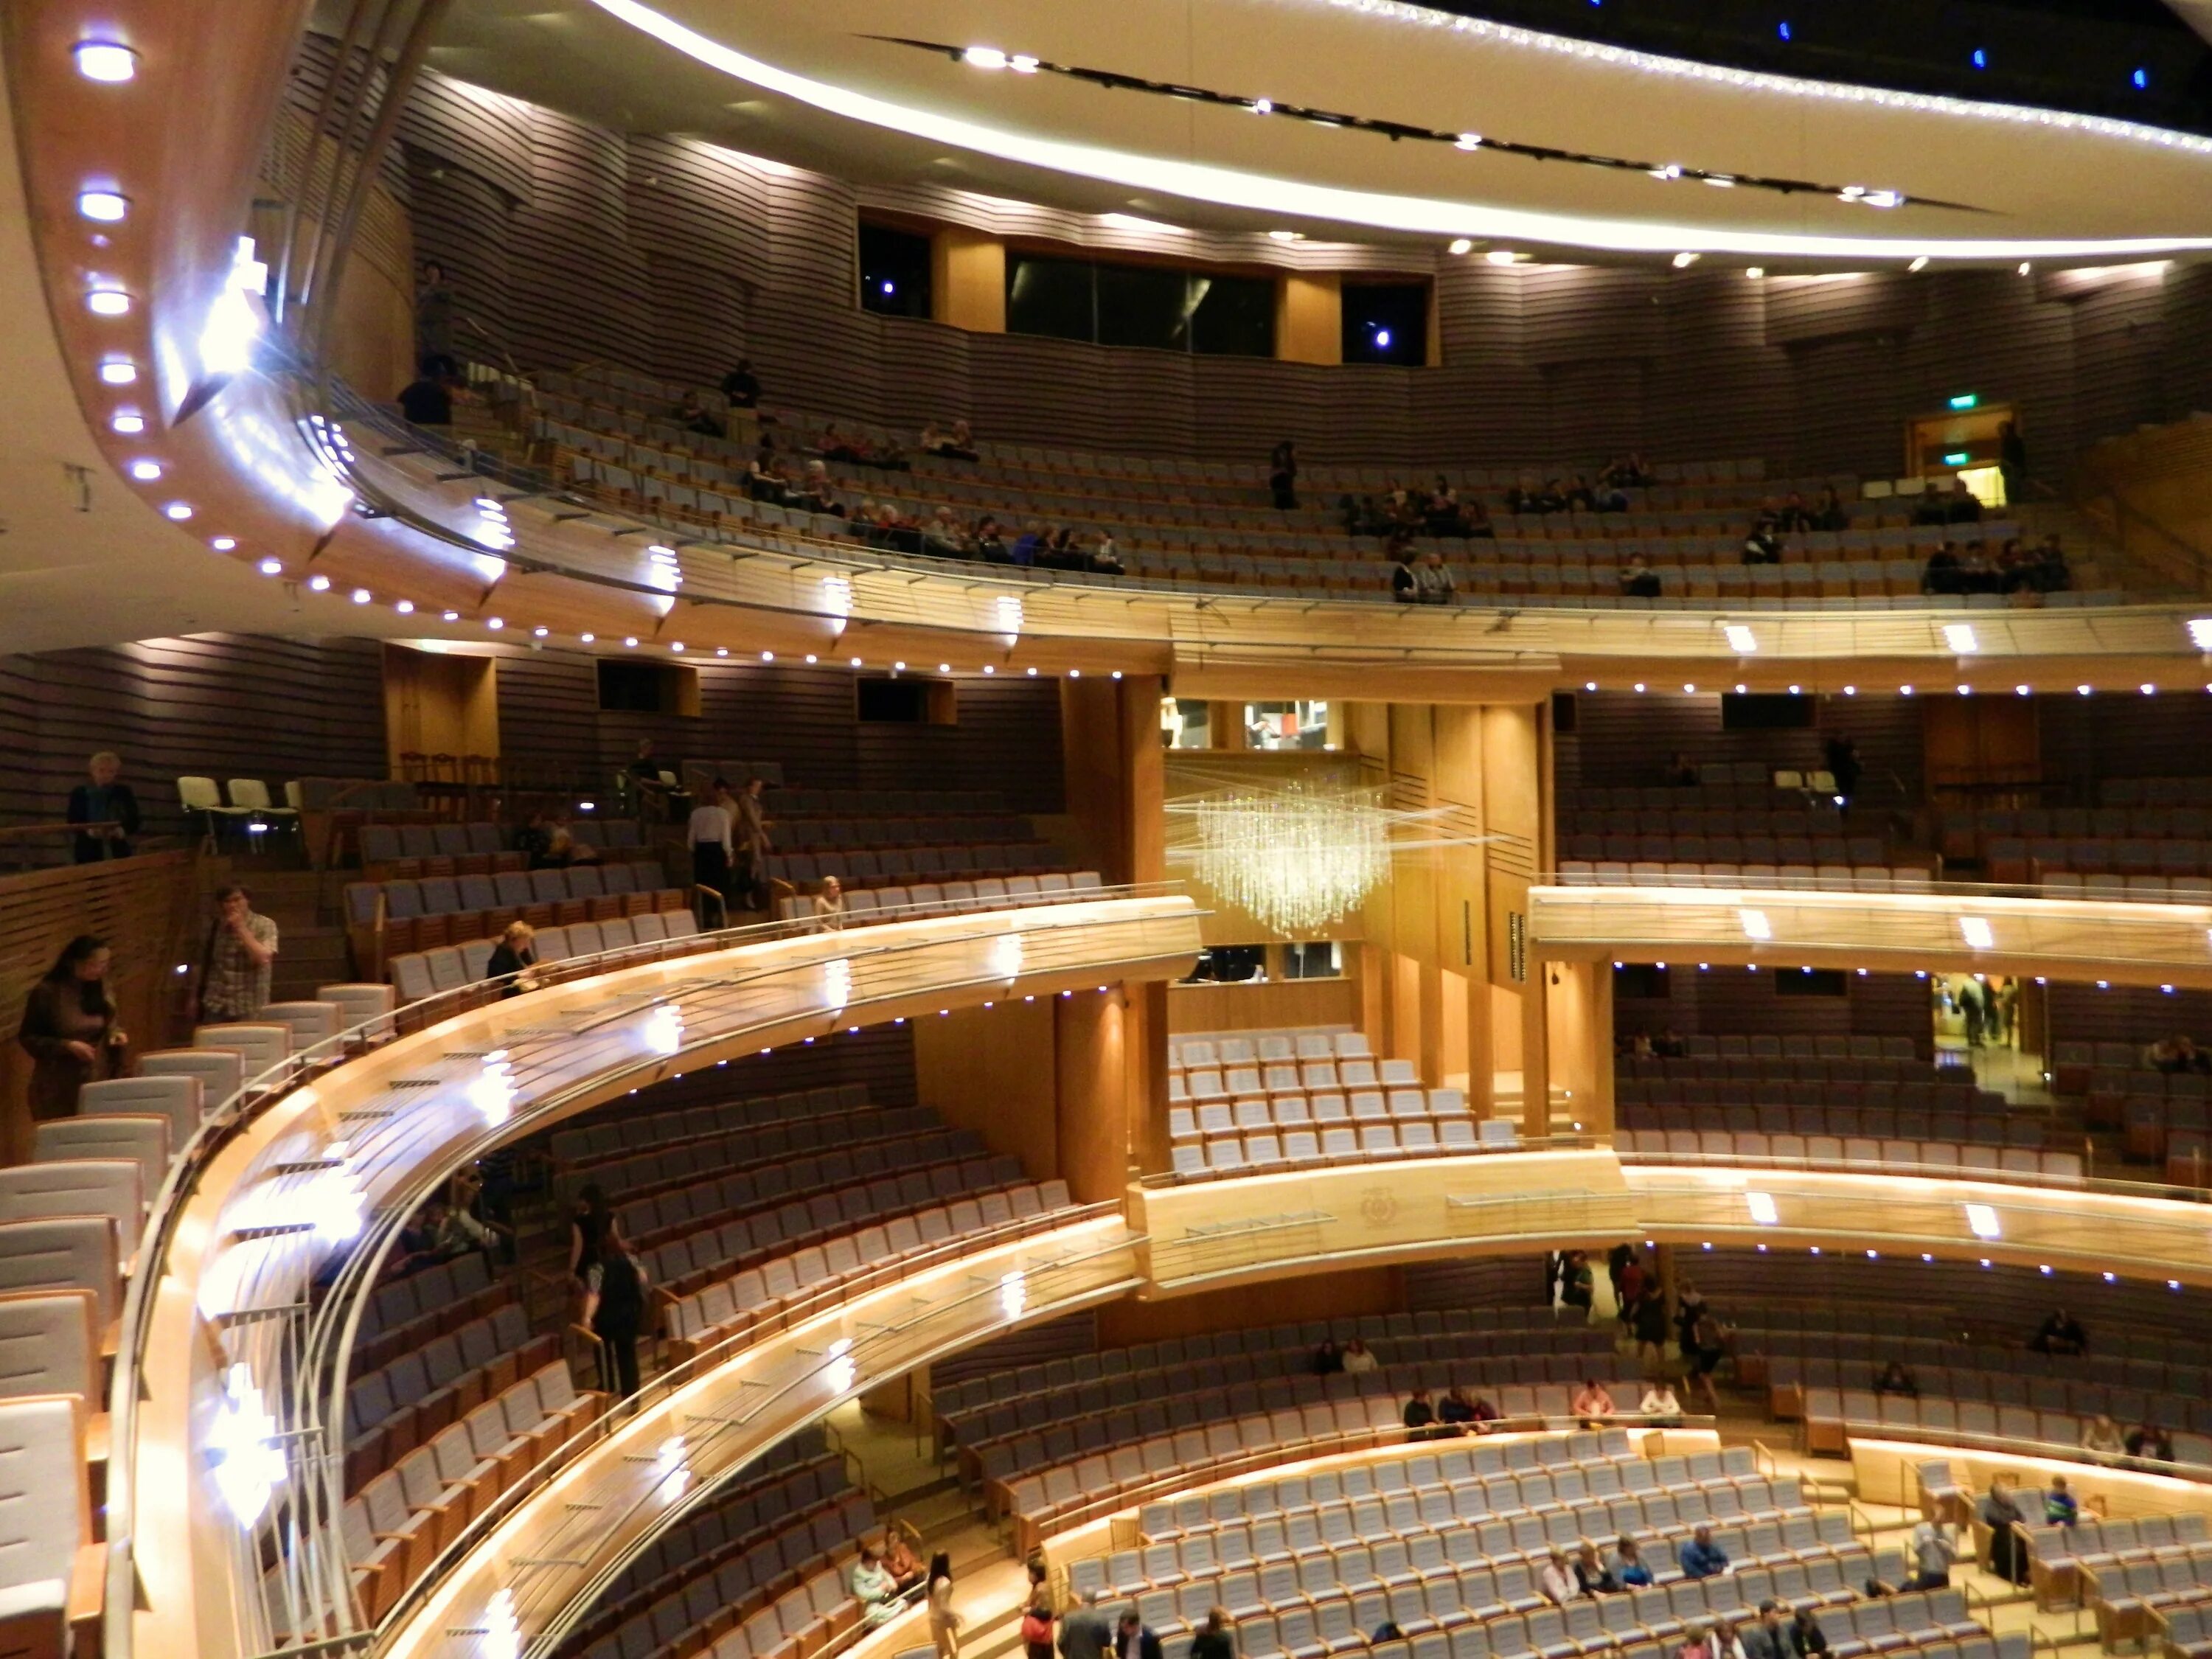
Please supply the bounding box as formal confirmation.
[871,35,1959,213]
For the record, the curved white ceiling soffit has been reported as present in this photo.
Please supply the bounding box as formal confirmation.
[472,0,2212,262]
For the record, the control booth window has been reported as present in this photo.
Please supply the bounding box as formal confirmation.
[1341,279,1429,366]
[1283,942,1343,980]
[1244,699,1330,750]
[858,221,932,319]
[1183,945,1269,983]
[1161,697,1213,749]
[1007,252,1276,358]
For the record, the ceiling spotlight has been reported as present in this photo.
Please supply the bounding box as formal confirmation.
[109,411,145,434]
[128,459,161,481]
[350,587,372,605]
[2018,262,2032,275]
[624,636,638,647]
[442,610,459,622]
[73,41,139,82]
[1703,175,1737,189]
[1447,238,1472,255]
[86,288,131,316]
[209,536,236,552]
[395,600,414,614]
[307,574,330,591]
[1484,249,1522,266]
[1267,229,1304,243]
[1672,251,1700,268]
[1651,164,1684,181]
[77,189,128,223]
[257,558,282,576]
[163,502,192,521]
[1909,256,1930,272]
[1009,54,1038,72]
[1455,133,1483,150]
[962,46,1008,69]
[1252,98,1273,114]
[99,360,137,385]
[1745,268,1764,280]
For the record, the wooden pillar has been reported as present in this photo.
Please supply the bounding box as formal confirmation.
[1061,675,1166,887]
[1055,986,1139,1200]
[1545,960,1615,1138]
[1520,970,1551,1141]
[1586,965,1615,1138]
[932,227,1006,333]
[1463,968,1495,1118]
[1417,959,1447,1092]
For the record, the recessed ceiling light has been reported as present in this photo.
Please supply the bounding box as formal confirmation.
[98,360,136,385]
[442,610,459,622]
[209,536,236,552]
[396,600,414,614]
[962,46,1007,69]
[351,588,372,604]
[1672,251,1700,268]
[1267,229,1303,242]
[257,558,282,576]
[1455,133,1483,150]
[1485,249,1521,266]
[77,189,128,223]
[109,411,145,434]
[128,459,161,481]
[307,574,330,591]
[1745,267,1764,279]
[163,501,192,521]
[73,41,138,83]
[1447,238,1472,255]
[86,288,131,316]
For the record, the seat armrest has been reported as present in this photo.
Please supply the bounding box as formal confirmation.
[68,1542,105,1630]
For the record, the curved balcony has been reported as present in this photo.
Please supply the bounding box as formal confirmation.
[8,0,2212,677]
[112,892,1200,1659]
[1527,879,2212,990]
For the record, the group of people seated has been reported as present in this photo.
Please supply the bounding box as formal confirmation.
[2145,1032,2212,1075]
[1503,474,1630,517]
[1399,1384,1506,1436]
[2076,1411,2177,1464]
[1921,533,2070,596]
[1739,490,1851,563]
[1343,478,1498,540]
[1913,477,1986,528]
[1620,1028,1690,1060]
[392,1166,512,1273]
[1388,546,1458,603]
[876,508,1126,571]
[846,1529,931,1629]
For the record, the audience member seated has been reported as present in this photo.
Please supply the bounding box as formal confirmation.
[1874,1360,1918,1397]
[1573,1541,1618,1596]
[2126,1420,2175,1464]
[1619,554,1661,598]
[2081,1413,2126,1458]
[1677,1524,1730,1579]
[1742,516,1781,566]
[1921,543,1963,596]
[1639,1377,1683,1425]
[1790,1606,1830,1658]
[1312,1338,1343,1374]
[1614,1537,1654,1587]
[1540,1548,1577,1605]
[2146,1034,2209,1074]
[1341,1337,1378,1374]
[1401,1387,1436,1436]
[1571,1377,1616,1423]
[2042,1474,2079,1527]
[2029,1307,2087,1355]
[1915,477,1984,526]
[675,392,723,439]
[397,363,455,426]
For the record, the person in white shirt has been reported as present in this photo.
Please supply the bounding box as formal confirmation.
[1640,1380,1683,1425]
[851,1545,900,1627]
[811,874,846,932]
[1540,1549,1579,1604]
[688,778,736,924]
[1340,1338,1379,1374]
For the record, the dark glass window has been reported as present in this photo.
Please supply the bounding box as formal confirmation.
[1006,257,1276,357]
[1775,967,1850,997]
[1614,963,1672,998]
[858,222,933,319]
[1341,281,1429,365]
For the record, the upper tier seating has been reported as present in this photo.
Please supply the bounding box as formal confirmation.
[1165,1028,1516,1178]
[524,367,2110,609]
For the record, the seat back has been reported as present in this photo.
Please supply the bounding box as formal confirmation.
[0,1394,90,1597]
[316,983,397,1041]
[139,1047,243,1103]
[0,1290,98,1403]
[260,1001,341,1051]
[228,778,275,810]
[0,1218,119,1325]
[0,1160,143,1257]
[177,776,223,811]
[78,1074,202,1152]
[195,1023,292,1077]
[32,1116,168,1213]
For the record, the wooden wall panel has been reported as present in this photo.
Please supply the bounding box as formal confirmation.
[0,636,386,838]
[507,107,654,372]
[1402,1255,1553,1310]
[1613,964,1929,1048]
[2046,981,2212,1051]
[2037,695,2212,791]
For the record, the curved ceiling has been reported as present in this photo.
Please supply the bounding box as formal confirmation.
[429,0,2212,264]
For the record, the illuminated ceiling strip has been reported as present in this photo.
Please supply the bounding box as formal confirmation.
[866,34,1962,213]
[582,0,2212,260]
[1310,0,2212,159]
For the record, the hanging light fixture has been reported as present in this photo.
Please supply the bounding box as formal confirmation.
[1182,779,1393,933]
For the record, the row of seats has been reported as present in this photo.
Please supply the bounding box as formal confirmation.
[768,869,1106,925]
[337,1360,604,1624]
[931,1307,1571,1422]
[358,1245,511,1371]
[347,860,686,950]
[343,1300,556,1492]
[662,1177,1073,1361]
[1171,1118,1521,1178]
[1568,805,1854,838]
[1736,1324,2212,1385]
[1797,1388,2212,1465]
[1564,778,1843,807]
[1616,1129,2079,1183]
[1985,844,2212,886]
[1962,806,2212,841]
[549,1084,876,1192]
[956,1343,1623,1494]
[1559,835,1891,866]
[768,813,1040,851]
[757,844,1069,886]
[388,909,702,1001]
[1554,861,1932,891]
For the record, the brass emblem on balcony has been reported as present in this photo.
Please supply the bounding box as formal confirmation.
[1359,1187,1399,1228]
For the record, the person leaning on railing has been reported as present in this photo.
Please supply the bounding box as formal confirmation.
[66,750,141,862]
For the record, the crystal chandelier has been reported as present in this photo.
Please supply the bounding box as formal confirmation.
[1184,780,1393,934]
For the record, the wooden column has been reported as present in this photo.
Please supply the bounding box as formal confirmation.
[1055,986,1136,1201]
[1519,970,1551,1141]
[1060,675,1165,888]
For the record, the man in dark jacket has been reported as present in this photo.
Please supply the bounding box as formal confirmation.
[1060,1607,1113,1659]
[1116,1613,1165,1659]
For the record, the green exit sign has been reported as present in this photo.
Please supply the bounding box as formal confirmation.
[1948,393,1979,410]
[1943,451,1971,465]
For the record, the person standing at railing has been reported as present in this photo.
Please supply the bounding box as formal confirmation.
[15,936,129,1140]
[580,1231,648,1398]
[688,779,736,927]
[192,885,278,1023]
[66,751,142,863]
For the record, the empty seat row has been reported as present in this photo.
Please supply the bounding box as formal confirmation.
[1173,1059,1422,1097]
[1172,1088,1466,1128]
[1172,1118,1523,1178]
[760,843,1067,886]
[1615,1129,2077,1183]
[1556,861,1930,893]
[343,1300,557,1492]
[549,1084,871,1173]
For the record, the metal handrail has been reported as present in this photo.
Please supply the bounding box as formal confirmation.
[102,884,1194,1659]
[1616,1147,2211,1208]
[1837,1420,2212,1488]
[1538,869,2212,905]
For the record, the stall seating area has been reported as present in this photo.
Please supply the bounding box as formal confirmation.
[1557,787,1899,874]
[1164,1028,1514,1178]
[2061,1060,2212,1180]
[358,818,648,881]
[1557,862,1933,892]
[347,860,691,962]
[525,367,2101,608]
[1058,1433,1925,1659]
[945,1313,1613,1495]
[562,1428,880,1659]
[2137,1579,2212,1657]
[2003,1506,2212,1628]
[1957,791,2212,888]
[990,1343,1660,1552]
[387,909,701,1001]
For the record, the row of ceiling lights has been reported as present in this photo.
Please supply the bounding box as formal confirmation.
[1588,680,2212,696]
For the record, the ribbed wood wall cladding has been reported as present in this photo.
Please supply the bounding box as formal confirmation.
[1555,692,1923,805]
[0,636,387,838]
[582,1019,920,1116]
[493,648,1067,813]
[2046,982,2212,1051]
[2037,697,2212,793]
[389,66,2211,474]
[1403,1256,1553,1311]
[1614,967,1929,1051]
